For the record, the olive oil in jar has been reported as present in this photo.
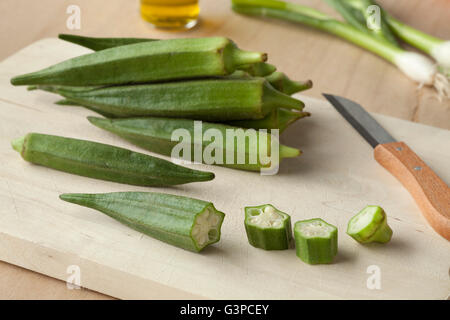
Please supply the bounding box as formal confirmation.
[140,0,200,29]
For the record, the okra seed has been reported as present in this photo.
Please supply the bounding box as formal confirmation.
[208,229,218,240]
[244,204,292,250]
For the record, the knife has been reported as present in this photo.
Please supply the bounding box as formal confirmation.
[323,94,450,241]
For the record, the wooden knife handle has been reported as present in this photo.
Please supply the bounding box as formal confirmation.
[374,141,450,241]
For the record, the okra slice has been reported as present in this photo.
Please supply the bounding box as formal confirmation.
[60,192,225,252]
[244,204,292,250]
[347,206,393,244]
[294,218,338,265]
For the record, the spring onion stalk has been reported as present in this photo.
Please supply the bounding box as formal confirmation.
[338,0,450,97]
[232,0,449,97]
[324,0,399,46]
[342,0,450,73]
[387,18,450,74]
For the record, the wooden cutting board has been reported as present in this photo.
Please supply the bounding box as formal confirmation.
[0,39,449,300]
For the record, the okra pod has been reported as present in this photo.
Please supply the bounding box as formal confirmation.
[55,34,278,80]
[239,62,277,76]
[266,72,313,95]
[49,78,304,120]
[54,99,119,118]
[12,133,214,186]
[58,34,157,51]
[60,192,225,252]
[244,204,292,250]
[88,116,301,171]
[347,206,393,244]
[227,108,310,133]
[294,218,338,265]
[11,37,267,86]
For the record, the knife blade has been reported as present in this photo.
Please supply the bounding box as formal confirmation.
[323,93,450,241]
[322,94,396,148]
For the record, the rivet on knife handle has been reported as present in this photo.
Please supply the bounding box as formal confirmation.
[374,141,450,240]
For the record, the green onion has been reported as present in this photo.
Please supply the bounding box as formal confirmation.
[336,0,450,97]
[324,0,399,46]
[341,0,450,74]
[232,0,449,97]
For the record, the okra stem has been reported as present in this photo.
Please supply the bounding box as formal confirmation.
[233,49,268,66]
[279,145,301,158]
[11,136,25,153]
[239,62,277,76]
[266,72,313,95]
[263,82,305,111]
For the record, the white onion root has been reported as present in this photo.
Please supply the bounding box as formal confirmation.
[395,52,450,99]
[431,41,450,71]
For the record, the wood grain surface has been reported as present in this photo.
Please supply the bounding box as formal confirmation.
[374,142,450,241]
[0,0,449,300]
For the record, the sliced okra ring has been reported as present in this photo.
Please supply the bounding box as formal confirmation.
[244,204,292,250]
[347,206,393,244]
[294,218,338,264]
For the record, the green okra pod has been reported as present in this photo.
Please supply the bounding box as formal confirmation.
[48,78,304,121]
[266,72,313,95]
[11,37,267,86]
[88,116,301,171]
[60,192,225,252]
[227,108,310,133]
[58,34,157,51]
[347,205,393,244]
[12,133,214,186]
[294,218,338,265]
[54,99,119,118]
[244,204,292,250]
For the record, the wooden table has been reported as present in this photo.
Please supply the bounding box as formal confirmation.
[0,0,448,300]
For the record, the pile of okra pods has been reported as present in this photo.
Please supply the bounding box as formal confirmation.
[10,35,392,260]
